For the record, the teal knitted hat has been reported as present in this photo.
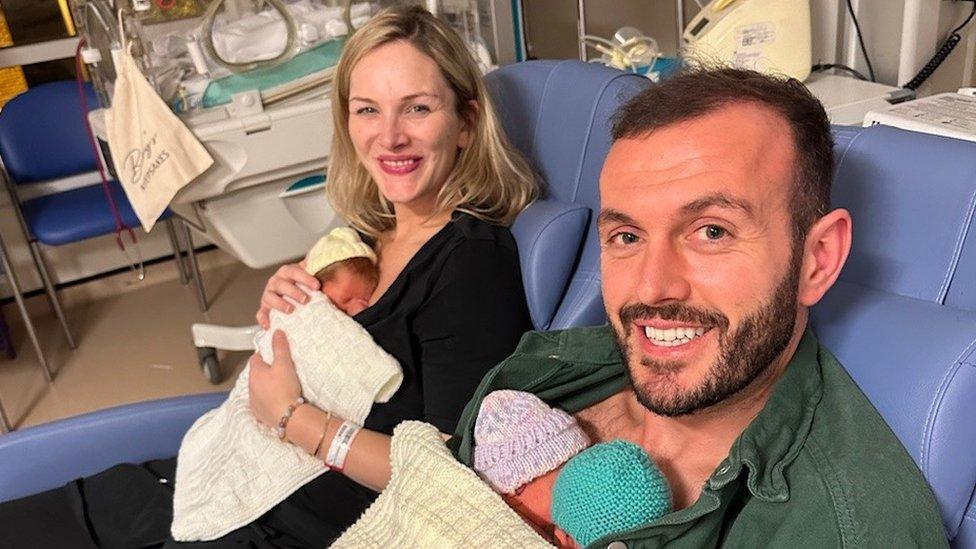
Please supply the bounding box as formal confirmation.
[552,440,671,547]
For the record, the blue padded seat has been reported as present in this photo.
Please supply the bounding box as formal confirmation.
[0,81,100,183]
[832,125,976,311]
[486,61,650,329]
[0,392,228,502]
[0,78,201,371]
[510,199,590,329]
[811,281,976,540]
[0,81,172,247]
[21,181,170,246]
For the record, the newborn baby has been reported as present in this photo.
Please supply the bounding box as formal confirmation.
[254,226,378,358]
[473,389,589,542]
[552,439,672,547]
[172,227,402,542]
[303,226,378,315]
[473,390,671,548]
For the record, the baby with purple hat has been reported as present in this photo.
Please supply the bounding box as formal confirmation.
[473,390,672,548]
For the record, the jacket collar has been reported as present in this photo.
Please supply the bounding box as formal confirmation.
[706,329,824,502]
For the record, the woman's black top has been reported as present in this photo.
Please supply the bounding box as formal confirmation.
[0,212,533,549]
[356,211,533,435]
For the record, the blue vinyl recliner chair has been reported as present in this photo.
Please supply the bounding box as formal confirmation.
[811,124,976,547]
[0,62,974,548]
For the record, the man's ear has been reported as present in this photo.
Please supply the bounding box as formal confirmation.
[798,208,852,307]
[458,99,479,150]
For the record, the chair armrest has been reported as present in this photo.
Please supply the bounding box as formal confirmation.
[0,392,226,502]
[510,198,590,330]
[812,282,976,538]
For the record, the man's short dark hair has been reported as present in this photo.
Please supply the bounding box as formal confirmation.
[611,67,833,245]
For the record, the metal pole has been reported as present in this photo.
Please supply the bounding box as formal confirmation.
[165,218,189,285]
[577,0,587,61]
[0,237,53,382]
[676,0,686,54]
[0,396,10,433]
[179,220,208,312]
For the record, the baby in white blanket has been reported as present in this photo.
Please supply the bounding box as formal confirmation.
[171,228,403,542]
[253,226,379,358]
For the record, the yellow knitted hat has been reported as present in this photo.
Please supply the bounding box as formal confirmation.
[305,227,376,276]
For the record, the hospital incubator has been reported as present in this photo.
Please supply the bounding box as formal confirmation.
[682,0,812,81]
[71,0,505,381]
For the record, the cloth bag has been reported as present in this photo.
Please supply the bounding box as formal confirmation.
[104,31,213,231]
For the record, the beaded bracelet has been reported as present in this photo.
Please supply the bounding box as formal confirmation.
[276,396,306,441]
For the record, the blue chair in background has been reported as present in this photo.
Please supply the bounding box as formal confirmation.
[0,81,206,379]
[810,124,976,547]
[0,63,973,547]
[502,61,648,330]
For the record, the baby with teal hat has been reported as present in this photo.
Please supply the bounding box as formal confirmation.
[552,439,672,547]
[472,390,672,548]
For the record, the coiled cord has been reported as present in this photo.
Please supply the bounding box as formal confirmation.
[904,2,976,91]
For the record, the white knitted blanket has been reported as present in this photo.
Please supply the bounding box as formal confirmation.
[171,291,402,541]
[332,421,554,549]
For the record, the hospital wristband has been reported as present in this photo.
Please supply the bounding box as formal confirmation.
[276,396,306,441]
[325,421,361,472]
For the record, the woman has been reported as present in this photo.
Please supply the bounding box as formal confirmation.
[243,3,539,544]
[0,6,537,549]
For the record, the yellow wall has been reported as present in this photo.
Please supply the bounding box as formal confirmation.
[0,8,28,108]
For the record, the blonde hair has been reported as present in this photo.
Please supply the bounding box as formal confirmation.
[327,5,539,238]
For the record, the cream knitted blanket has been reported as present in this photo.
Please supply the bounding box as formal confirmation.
[332,421,554,548]
[172,292,402,541]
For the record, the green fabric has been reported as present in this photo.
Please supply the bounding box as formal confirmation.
[450,326,948,548]
[201,39,344,108]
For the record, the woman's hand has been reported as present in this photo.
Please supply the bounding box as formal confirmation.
[248,330,303,428]
[256,260,321,329]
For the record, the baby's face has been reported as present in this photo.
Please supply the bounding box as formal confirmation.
[503,467,580,548]
[321,265,377,316]
[503,467,562,537]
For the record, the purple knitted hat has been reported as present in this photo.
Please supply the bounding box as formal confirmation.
[473,390,590,494]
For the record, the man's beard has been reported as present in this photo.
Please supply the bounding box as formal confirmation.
[612,254,801,417]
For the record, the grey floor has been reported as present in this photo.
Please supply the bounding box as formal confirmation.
[0,249,277,430]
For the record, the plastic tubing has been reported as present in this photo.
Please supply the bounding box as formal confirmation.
[201,0,300,73]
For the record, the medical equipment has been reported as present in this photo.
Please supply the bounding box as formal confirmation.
[863,88,976,143]
[804,73,909,126]
[581,27,661,76]
[682,0,811,81]
[73,0,373,272]
[427,0,496,71]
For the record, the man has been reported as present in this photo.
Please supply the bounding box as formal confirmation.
[450,68,947,547]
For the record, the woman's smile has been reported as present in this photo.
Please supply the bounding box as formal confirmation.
[377,154,423,175]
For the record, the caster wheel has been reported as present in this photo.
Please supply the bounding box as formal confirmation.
[197,346,221,384]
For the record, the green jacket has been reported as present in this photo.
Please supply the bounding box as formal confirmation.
[449,326,948,548]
